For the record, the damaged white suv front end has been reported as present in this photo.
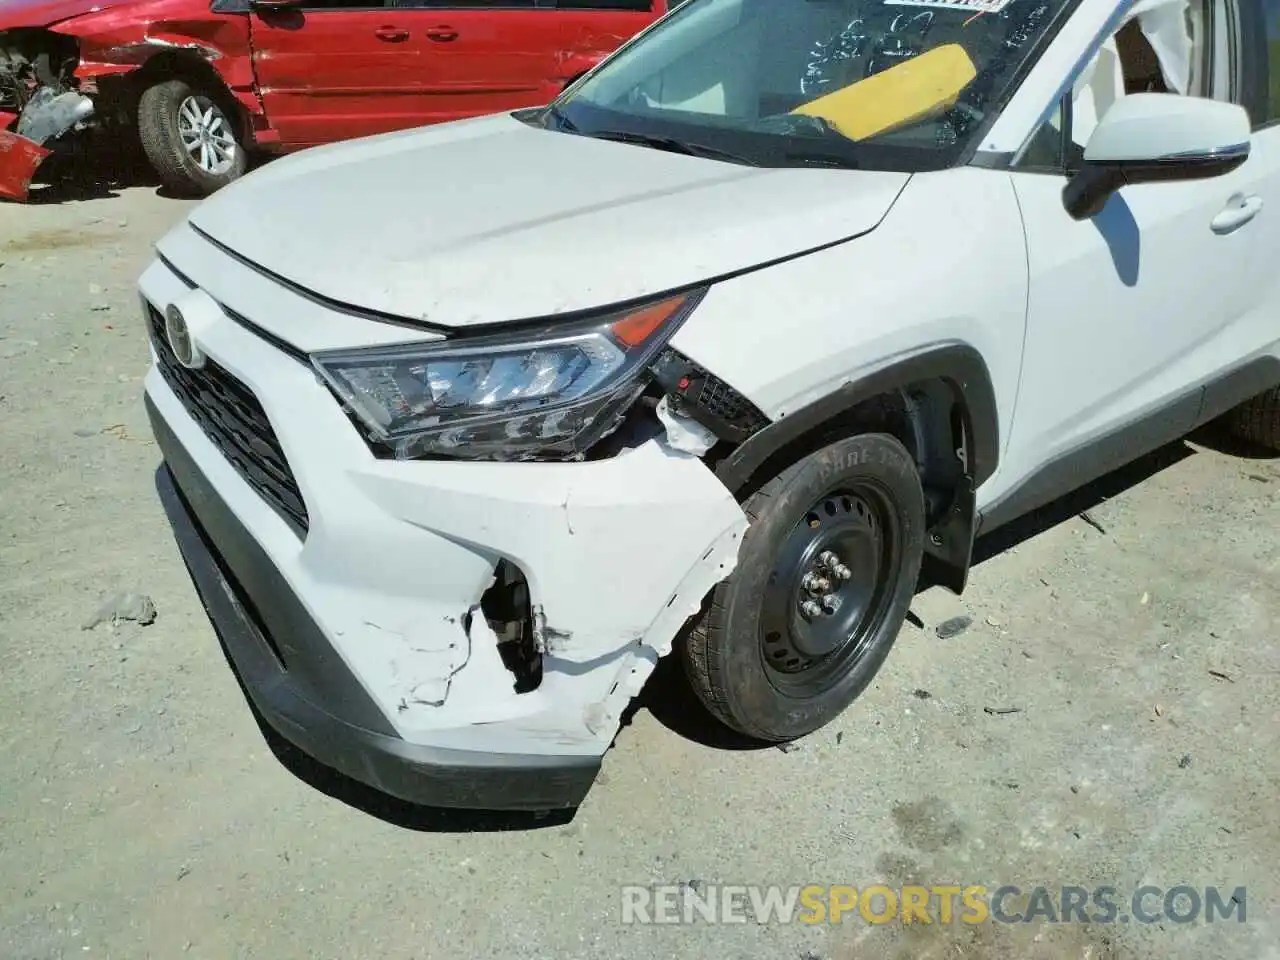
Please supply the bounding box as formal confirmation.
[138,103,873,807]
[142,233,767,807]
[147,0,1260,811]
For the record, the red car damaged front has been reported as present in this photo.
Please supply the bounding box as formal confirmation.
[1,0,671,202]
[0,0,255,201]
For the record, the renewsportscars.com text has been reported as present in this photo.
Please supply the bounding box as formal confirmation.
[619,883,1248,926]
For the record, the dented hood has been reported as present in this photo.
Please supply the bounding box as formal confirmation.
[184,112,910,328]
[0,0,130,30]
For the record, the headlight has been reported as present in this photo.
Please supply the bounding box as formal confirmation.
[312,290,706,461]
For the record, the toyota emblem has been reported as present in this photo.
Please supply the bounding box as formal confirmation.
[164,303,204,369]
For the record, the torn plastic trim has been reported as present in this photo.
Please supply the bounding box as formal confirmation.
[572,514,747,740]
[655,395,718,456]
[482,559,543,693]
[651,347,771,445]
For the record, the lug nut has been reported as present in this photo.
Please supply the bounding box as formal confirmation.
[833,564,852,581]
[821,594,840,613]
[818,550,837,569]
[803,573,831,594]
[801,600,822,618]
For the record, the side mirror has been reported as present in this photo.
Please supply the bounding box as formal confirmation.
[1063,93,1252,221]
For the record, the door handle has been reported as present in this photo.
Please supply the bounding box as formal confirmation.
[426,25,458,41]
[374,25,410,41]
[1211,194,1264,235]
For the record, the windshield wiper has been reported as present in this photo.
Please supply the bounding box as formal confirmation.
[588,130,757,166]
[544,103,579,133]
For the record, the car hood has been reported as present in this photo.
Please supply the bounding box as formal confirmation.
[183,112,911,329]
[0,0,128,30]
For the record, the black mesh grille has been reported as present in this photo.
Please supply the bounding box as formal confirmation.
[694,374,758,424]
[148,304,309,534]
[651,348,769,443]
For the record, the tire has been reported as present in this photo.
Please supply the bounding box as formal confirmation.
[682,433,926,742]
[1226,386,1280,451]
[137,77,247,197]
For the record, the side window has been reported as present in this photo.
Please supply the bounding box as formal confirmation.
[397,0,535,6]
[555,0,655,8]
[1264,0,1280,123]
[1017,0,1236,173]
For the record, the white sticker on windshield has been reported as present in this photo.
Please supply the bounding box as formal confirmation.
[884,0,1012,12]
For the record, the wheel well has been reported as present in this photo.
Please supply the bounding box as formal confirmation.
[715,374,985,595]
[116,52,249,140]
[726,382,966,523]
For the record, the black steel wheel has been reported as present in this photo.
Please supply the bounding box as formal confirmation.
[682,433,926,742]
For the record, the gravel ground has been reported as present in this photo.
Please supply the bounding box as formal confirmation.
[1,182,1278,960]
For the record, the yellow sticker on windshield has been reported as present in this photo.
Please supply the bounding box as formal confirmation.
[790,43,978,141]
[884,0,1011,11]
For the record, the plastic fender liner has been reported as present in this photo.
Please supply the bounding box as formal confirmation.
[712,344,999,595]
[715,344,999,495]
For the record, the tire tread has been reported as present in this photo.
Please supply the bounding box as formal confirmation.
[682,473,795,741]
[137,78,245,198]
[1228,387,1280,450]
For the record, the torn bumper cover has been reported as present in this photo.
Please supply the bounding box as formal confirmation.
[0,125,49,200]
[140,262,749,811]
[0,88,93,200]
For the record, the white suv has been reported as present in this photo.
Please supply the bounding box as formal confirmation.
[141,0,1280,811]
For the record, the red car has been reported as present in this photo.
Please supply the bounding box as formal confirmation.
[0,0,670,201]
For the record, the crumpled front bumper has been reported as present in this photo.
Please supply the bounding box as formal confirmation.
[140,255,749,810]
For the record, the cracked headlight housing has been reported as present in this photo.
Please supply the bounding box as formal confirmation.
[313,290,706,461]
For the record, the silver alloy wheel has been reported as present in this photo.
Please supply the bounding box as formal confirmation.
[177,94,237,176]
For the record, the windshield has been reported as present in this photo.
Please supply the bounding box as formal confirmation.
[549,0,1073,171]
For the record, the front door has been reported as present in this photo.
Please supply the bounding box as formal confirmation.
[400,0,566,124]
[999,0,1272,484]
[250,0,433,147]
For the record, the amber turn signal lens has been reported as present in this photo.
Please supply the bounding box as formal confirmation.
[610,295,690,348]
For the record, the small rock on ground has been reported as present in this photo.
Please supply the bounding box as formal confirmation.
[82,592,157,630]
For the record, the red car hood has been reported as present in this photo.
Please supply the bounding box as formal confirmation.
[0,0,129,30]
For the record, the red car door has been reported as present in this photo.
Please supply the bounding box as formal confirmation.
[405,0,664,124]
[551,0,667,84]
[249,0,434,147]
[403,0,562,123]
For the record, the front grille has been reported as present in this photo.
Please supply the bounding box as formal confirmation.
[148,304,310,534]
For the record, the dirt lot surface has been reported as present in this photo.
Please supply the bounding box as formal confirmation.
[1,183,1278,960]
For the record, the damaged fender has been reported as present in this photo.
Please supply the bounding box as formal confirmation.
[352,438,751,752]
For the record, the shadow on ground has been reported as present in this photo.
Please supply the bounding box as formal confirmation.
[18,136,160,205]
[9,134,274,205]
[1188,417,1280,461]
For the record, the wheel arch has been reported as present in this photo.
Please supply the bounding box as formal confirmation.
[128,50,253,143]
[712,344,1000,594]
